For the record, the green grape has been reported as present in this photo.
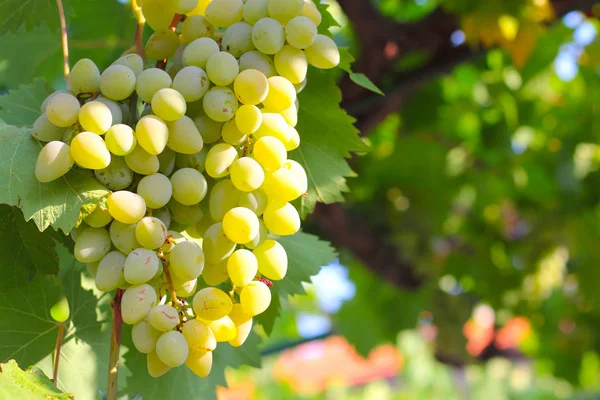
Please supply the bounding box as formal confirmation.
[132,319,161,353]
[32,113,67,142]
[221,119,247,146]
[278,103,298,127]
[267,0,302,23]
[100,65,136,101]
[35,141,74,183]
[202,260,229,285]
[137,174,172,209]
[235,104,262,134]
[228,303,252,347]
[274,45,307,84]
[254,113,291,143]
[240,280,271,316]
[105,124,136,156]
[263,200,300,235]
[222,207,259,244]
[110,221,141,254]
[171,275,198,297]
[86,260,99,279]
[305,34,340,69]
[285,126,300,150]
[239,50,277,77]
[162,230,186,254]
[227,249,258,287]
[209,179,241,221]
[263,168,303,202]
[175,0,200,13]
[175,148,207,172]
[205,143,239,178]
[293,78,307,94]
[145,30,180,60]
[40,90,69,113]
[238,188,268,216]
[170,241,205,280]
[194,114,224,144]
[149,305,179,331]
[193,287,233,320]
[125,144,160,175]
[254,239,287,280]
[120,101,133,125]
[135,217,168,249]
[233,69,269,105]
[182,319,216,353]
[151,88,187,121]
[97,97,123,125]
[172,66,210,102]
[124,248,160,284]
[253,136,287,171]
[113,54,144,76]
[141,0,177,31]
[46,93,80,127]
[84,206,113,228]
[205,0,243,27]
[222,22,255,58]
[230,157,264,192]
[156,330,189,367]
[94,156,134,190]
[74,227,111,263]
[285,16,317,49]
[186,349,213,377]
[262,76,296,111]
[168,199,204,225]
[70,222,89,242]
[154,207,172,229]
[79,101,113,134]
[136,115,169,155]
[70,58,101,94]
[251,18,284,55]
[244,218,267,249]
[122,284,159,325]
[136,68,173,103]
[183,37,220,69]
[70,132,111,170]
[203,223,236,263]
[50,296,70,323]
[107,191,147,224]
[170,168,208,205]
[158,147,176,176]
[166,115,204,154]
[147,350,171,378]
[95,251,127,291]
[206,315,237,342]
[301,0,321,26]
[205,52,239,87]
[283,159,307,193]
[243,0,268,25]
[182,15,214,43]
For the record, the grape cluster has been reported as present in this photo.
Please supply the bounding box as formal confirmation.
[33,0,338,379]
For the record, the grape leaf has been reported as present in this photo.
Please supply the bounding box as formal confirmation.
[0,205,59,291]
[0,125,109,232]
[311,0,340,34]
[0,359,73,400]
[0,78,53,127]
[0,0,60,34]
[339,48,384,95]
[294,69,368,216]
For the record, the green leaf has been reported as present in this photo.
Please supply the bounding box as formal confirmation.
[338,49,384,95]
[294,69,368,216]
[0,0,59,34]
[311,0,340,34]
[0,359,73,400]
[0,125,109,232]
[0,205,59,291]
[0,78,53,127]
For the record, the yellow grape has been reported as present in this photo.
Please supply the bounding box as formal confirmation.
[235,104,262,134]
[147,351,171,378]
[192,287,233,320]
[254,113,291,143]
[183,37,220,69]
[240,280,271,316]
[107,191,147,224]
[125,145,160,175]
[283,159,307,193]
[202,86,239,122]
[285,126,300,150]
[209,179,241,221]
[205,0,243,27]
[206,51,240,86]
[70,58,101,94]
[253,136,287,171]
[70,132,111,170]
[121,284,159,325]
[266,102,297,127]
[305,34,341,69]
[145,29,180,60]
[229,303,253,347]
[274,45,308,84]
[170,241,205,281]
[263,167,304,202]
[205,143,239,178]
[203,223,237,263]
[253,239,287,280]
[181,15,215,43]
[202,260,229,286]
[84,206,113,228]
[148,304,179,331]
[186,349,213,378]
[285,16,317,49]
[152,88,187,122]
[136,115,169,155]
[221,119,248,146]
[262,76,296,111]
[136,68,172,103]
[141,0,177,31]
[170,168,208,205]
[267,0,303,24]
[227,249,258,287]
[105,124,136,156]
[263,200,300,236]
[35,141,74,183]
[46,93,80,127]
[124,248,160,284]
[182,319,217,353]
[301,0,322,26]
[100,65,136,101]
[251,17,284,54]
[74,227,112,263]
[230,157,265,192]
[238,188,268,216]
[167,116,204,154]
[132,320,161,354]
[233,69,269,105]
[222,207,260,244]
[135,216,168,249]
[137,173,173,209]
[156,330,189,367]
[206,315,237,342]
[244,219,267,249]
[95,251,127,292]
[187,0,211,15]
[97,97,123,124]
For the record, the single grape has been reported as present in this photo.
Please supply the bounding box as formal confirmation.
[194,114,224,144]
[104,124,136,156]
[94,156,134,190]
[148,304,179,331]
[31,113,67,142]
[154,207,172,230]
[158,147,176,176]
[243,0,268,25]
[96,97,123,125]
[172,66,210,102]
[221,22,255,58]
[79,101,113,134]
[203,87,239,122]
[170,241,204,281]
[304,34,340,69]
[262,76,296,111]
[74,227,111,263]
[122,284,158,325]
[238,188,268,216]
[132,319,161,354]
[239,50,277,77]
[95,251,127,292]
[182,319,217,353]
[206,315,237,342]
[253,136,287,171]
[35,141,74,183]
[135,217,168,249]
[70,58,101,94]
[244,218,267,249]
[100,65,136,101]
[227,249,258,287]
[182,15,214,43]
[251,18,285,55]
[151,88,187,122]
[175,148,207,172]
[233,69,269,106]
[222,207,259,244]
[156,330,189,367]
[124,248,160,285]
[230,157,265,192]
[136,68,173,103]
[40,91,68,113]
[206,51,239,86]
[240,280,271,316]
[145,30,180,60]
[283,159,308,193]
[202,260,229,285]
[274,45,308,84]
[170,168,208,205]
[147,351,171,378]
[171,275,198,297]
[84,206,113,228]
[209,179,241,221]
[263,200,300,236]
[228,303,253,347]
[124,145,160,175]
[276,103,298,127]
[285,126,300,150]
[205,0,243,27]
[235,104,262,134]
[46,93,80,127]
[203,223,237,263]
[166,115,204,154]
[254,113,291,143]
[49,296,70,323]
[168,199,205,225]
[193,287,233,320]
[110,221,141,254]
[107,191,147,224]
[285,16,317,49]
[205,143,239,178]
[186,349,213,378]
[267,0,303,24]
[137,174,172,209]
[112,54,144,76]
[141,0,176,31]
[221,119,248,146]
[135,115,169,155]
[254,239,287,280]
[70,132,111,170]
[301,0,322,26]
[263,168,304,202]
[183,37,220,69]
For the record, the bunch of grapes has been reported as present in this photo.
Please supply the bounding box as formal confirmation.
[33,0,338,379]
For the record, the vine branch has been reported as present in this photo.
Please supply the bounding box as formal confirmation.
[51,322,65,384]
[56,0,70,89]
[107,289,124,400]
[155,14,183,70]
[162,258,181,307]
[131,0,147,62]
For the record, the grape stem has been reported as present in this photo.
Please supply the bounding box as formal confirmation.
[51,322,65,385]
[107,289,124,400]
[131,0,147,62]
[56,0,70,89]
[155,14,183,70]
[162,259,181,307]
